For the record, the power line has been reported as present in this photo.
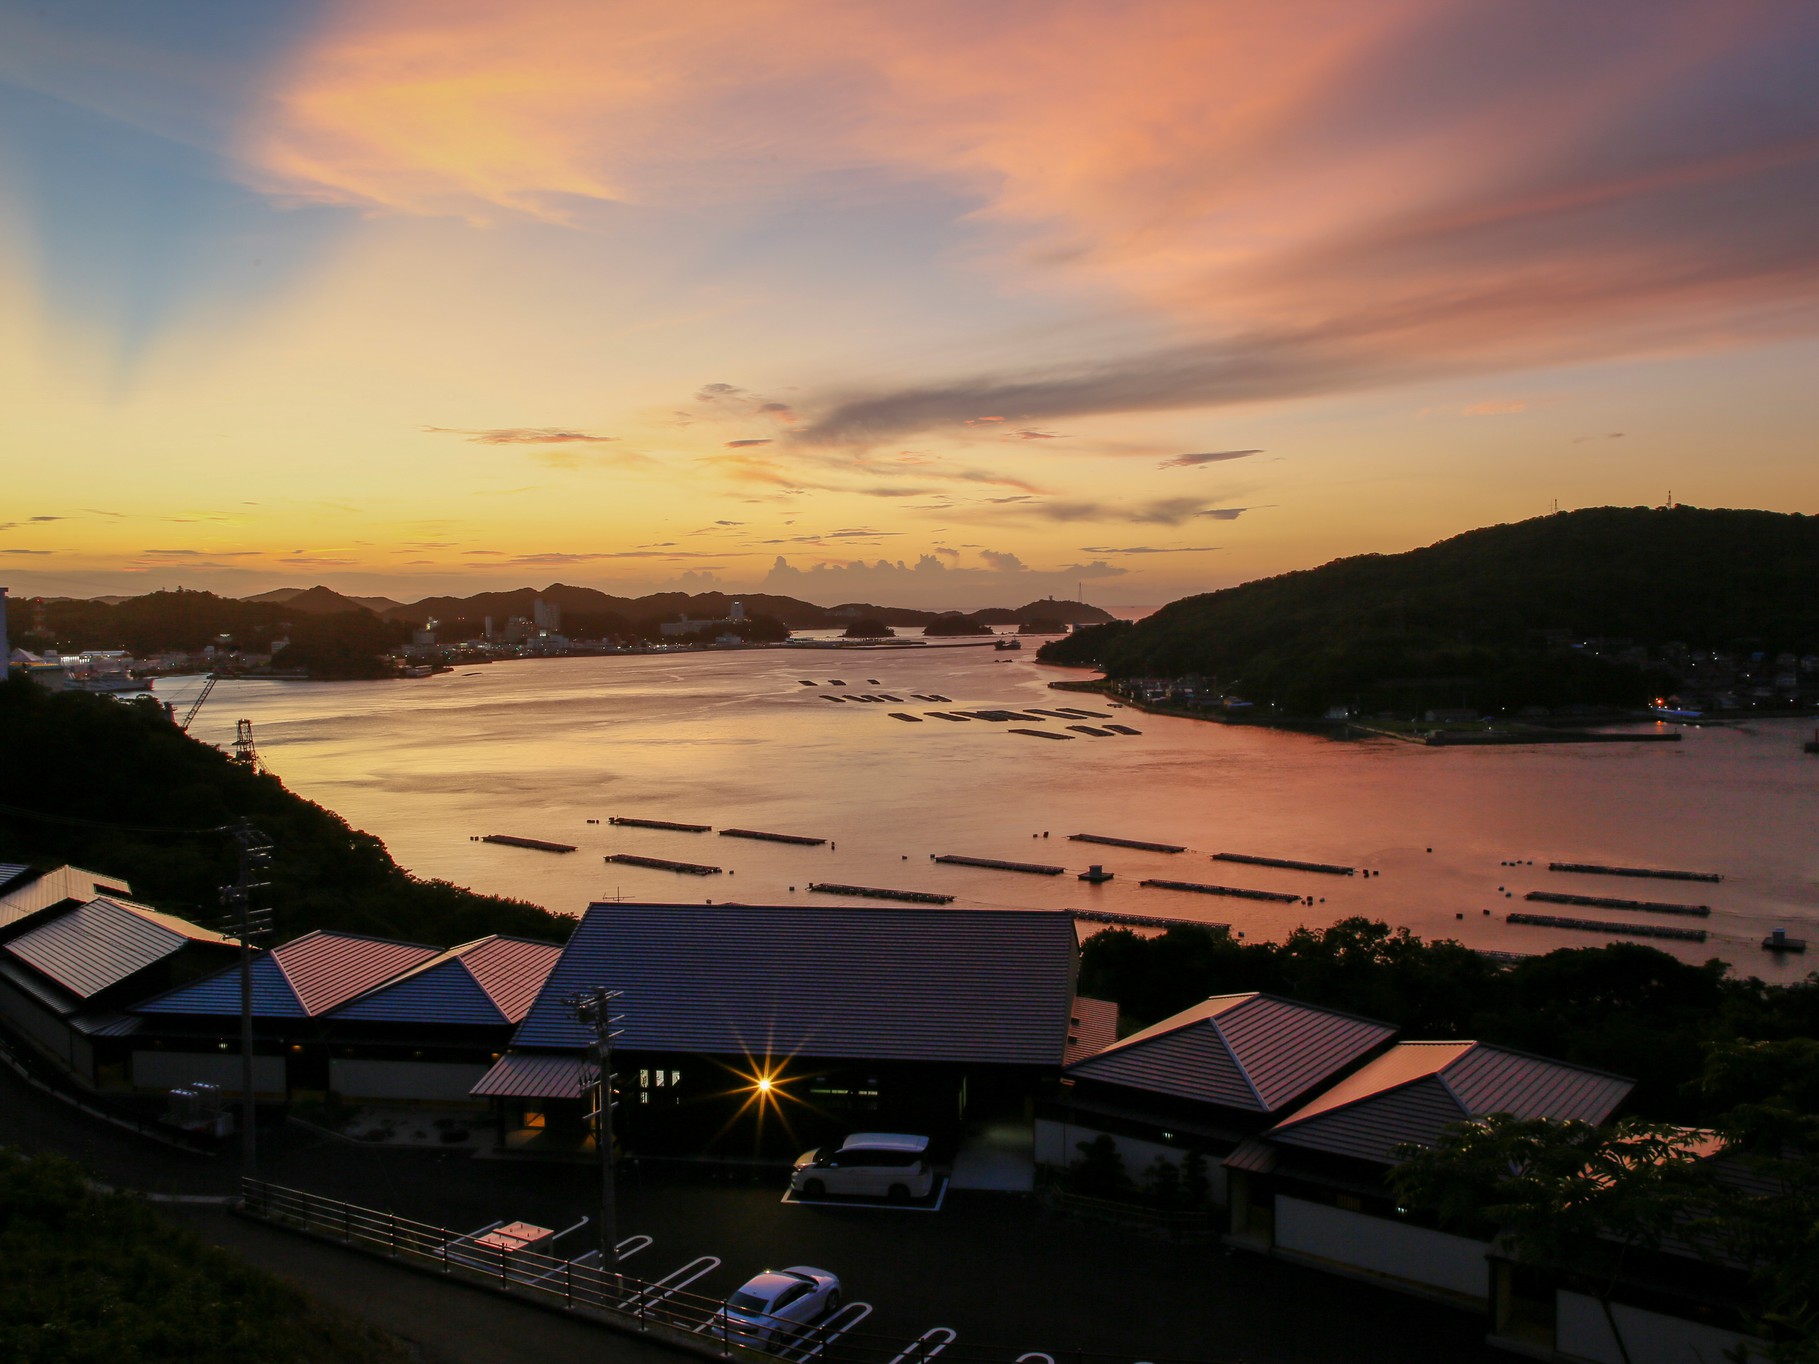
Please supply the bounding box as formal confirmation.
[0,800,244,837]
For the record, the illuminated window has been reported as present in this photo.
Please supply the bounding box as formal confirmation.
[654,1070,665,1087]
[639,1068,650,1088]
[670,1070,681,1086]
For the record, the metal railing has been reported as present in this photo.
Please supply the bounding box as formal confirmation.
[242,1178,747,1349]
[239,1178,1226,1364]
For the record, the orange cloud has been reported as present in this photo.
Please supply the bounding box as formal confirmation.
[240,1,1819,440]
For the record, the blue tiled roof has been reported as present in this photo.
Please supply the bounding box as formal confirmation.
[333,956,507,1025]
[136,953,306,1017]
[512,902,1077,1066]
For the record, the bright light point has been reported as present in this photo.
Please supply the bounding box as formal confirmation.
[757,1076,773,1093]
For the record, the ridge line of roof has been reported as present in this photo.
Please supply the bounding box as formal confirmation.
[1208,1008,1268,1110]
[1267,1049,1471,1134]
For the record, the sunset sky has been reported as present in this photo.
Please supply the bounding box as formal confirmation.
[3,1,1816,608]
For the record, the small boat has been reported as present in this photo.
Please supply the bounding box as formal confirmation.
[993,639,1022,651]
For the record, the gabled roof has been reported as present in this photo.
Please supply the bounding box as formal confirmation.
[0,866,133,930]
[1065,995,1120,1065]
[136,930,438,1019]
[1067,993,1397,1113]
[0,864,30,891]
[471,1052,590,1099]
[331,936,563,1026]
[511,902,1078,1066]
[6,896,231,1001]
[1265,1040,1633,1166]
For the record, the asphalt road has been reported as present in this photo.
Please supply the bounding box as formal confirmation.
[1,1064,1503,1364]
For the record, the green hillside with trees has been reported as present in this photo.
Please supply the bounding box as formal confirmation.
[0,1150,407,1363]
[1040,506,1819,714]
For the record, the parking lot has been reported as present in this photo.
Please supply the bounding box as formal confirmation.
[0,1067,1502,1364]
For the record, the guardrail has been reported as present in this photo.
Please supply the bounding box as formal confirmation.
[241,1178,744,1353]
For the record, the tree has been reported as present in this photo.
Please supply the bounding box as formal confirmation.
[1393,1115,1719,1364]
[1070,1134,1131,1198]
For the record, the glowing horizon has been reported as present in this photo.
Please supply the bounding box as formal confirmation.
[3,1,1816,610]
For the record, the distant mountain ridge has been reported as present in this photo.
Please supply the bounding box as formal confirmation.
[1039,505,1819,714]
[262,583,1115,631]
[243,586,402,613]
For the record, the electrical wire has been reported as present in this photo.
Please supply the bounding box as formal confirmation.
[0,799,231,837]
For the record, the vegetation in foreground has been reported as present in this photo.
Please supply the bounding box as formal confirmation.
[0,678,569,947]
[0,1150,408,1364]
[1039,506,1819,714]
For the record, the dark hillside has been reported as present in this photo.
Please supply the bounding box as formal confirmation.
[1040,506,1818,713]
[0,679,567,947]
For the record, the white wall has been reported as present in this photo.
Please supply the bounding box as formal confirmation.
[1276,1196,1490,1303]
[1034,1118,1229,1204]
[330,1057,491,1103]
[1556,1290,1758,1364]
[132,1049,286,1096]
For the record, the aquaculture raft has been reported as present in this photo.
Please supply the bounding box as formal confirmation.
[719,829,827,846]
[1525,891,1710,917]
[1507,912,1707,942]
[609,817,711,833]
[1141,878,1302,903]
[1213,852,1354,876]
[808,882,955,905]
[1548,862,1722,883]
[482,835,577,853]
[605,853,723,875]
[933,854,1066,876]
[1010,728,1073,740]
[1070,834,1186,853]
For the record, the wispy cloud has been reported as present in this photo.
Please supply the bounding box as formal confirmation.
[1082,544,1222,554]
[423,426,618,445]
[725,438,772,448]
[1158,449,1263,469]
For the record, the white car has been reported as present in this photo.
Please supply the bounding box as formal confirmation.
[722,1266,843,1347]
[790,1132,935,1201]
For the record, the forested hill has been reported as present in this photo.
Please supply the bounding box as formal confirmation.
[1038,506,1819,714]
[0,679,568,948]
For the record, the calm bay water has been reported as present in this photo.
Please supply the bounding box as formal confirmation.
[173,644,1817,976]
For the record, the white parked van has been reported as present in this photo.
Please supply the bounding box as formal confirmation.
[790,1133,935,1201]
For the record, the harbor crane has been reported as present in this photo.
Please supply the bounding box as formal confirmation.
[177,674,218,731]
[173,675,264,771]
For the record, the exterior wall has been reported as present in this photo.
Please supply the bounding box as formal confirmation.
[1034,1117,1229,1204]
[132,1049,286,1096]
[1275,1196,1490,1304]
[329,1057,491,1104]
[1556,1291,1758,1364]
[0,975,87,1078]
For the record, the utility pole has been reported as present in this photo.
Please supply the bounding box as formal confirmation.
[218,820,273,1181]
[571,987,624,1270]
